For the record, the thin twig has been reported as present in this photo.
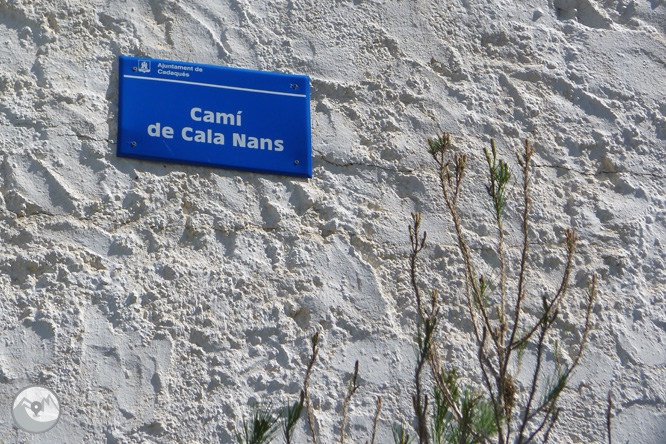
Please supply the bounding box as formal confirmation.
[525,276,597,429]
[283,391,305,444]
[434,143,500,355]
[516,319,549,444]
[341,360,360,444]
[504,139,534,357]
[506,139,535,355]
[414,316,433,444]
[607,390,613,444]
[304,332,320,444]
[485,139,509,334]
[560,275,596,377]
[368,396,382,444]
[410,210,487,442]
[501,139,534,442]
[531,407,560,444]
[478,327,504,444]
[410,212,428,322]
[511,229,576,352]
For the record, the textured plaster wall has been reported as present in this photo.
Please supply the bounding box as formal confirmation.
[0,0,665,443]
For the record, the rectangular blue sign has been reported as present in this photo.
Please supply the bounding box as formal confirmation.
[117,55,312,178]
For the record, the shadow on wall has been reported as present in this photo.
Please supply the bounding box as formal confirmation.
[552,0,612,28]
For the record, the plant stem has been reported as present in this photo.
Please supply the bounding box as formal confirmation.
[369,396,382,444]
[341,360,360,444]
[304,332,320,444]
[607,390,613,444]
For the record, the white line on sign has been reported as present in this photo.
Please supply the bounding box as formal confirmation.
[124,75,307,98]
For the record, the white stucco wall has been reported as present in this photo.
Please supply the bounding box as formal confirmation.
[0,0,665,442]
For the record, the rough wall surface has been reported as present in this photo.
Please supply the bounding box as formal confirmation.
[0,0,665,442]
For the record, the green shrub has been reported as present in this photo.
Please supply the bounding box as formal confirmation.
[235,134,598,444]
[404,134,596,444]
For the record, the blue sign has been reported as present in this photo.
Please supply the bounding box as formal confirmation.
[117,56,311,178]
